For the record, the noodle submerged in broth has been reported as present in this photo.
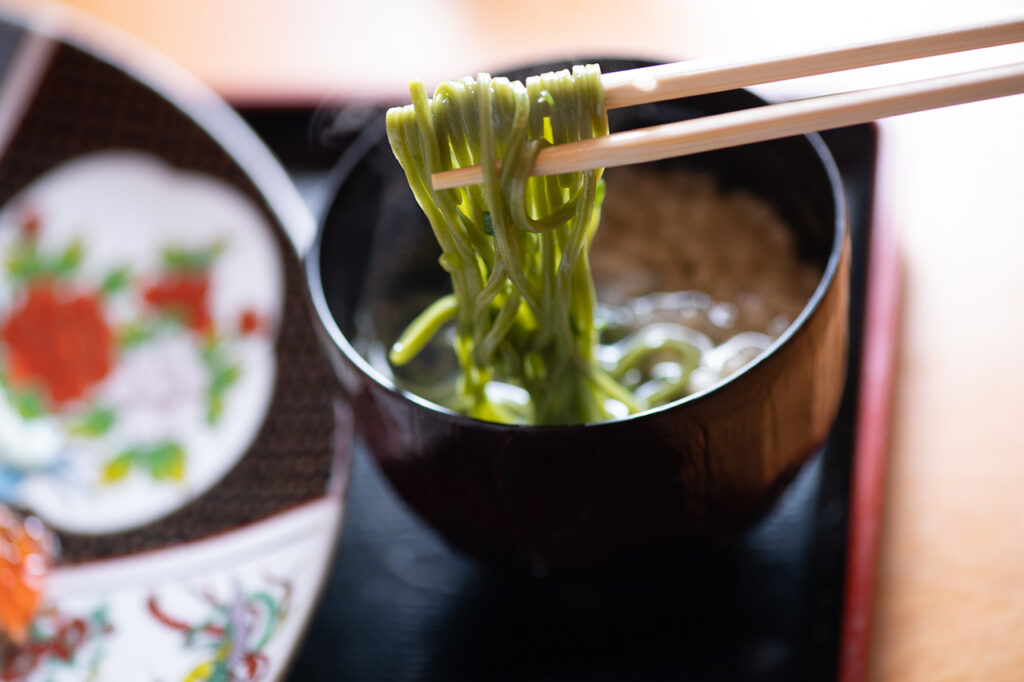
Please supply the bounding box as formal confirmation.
[380,66,821,426]
[592,166,823,398]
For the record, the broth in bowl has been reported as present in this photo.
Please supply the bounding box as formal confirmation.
[360,164,824,417]
[593,165,823,398]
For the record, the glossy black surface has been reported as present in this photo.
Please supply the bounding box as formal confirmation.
[240,108,875,681]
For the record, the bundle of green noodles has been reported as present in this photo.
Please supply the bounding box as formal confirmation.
[385,65,688,425]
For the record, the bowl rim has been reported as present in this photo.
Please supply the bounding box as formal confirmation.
[304,87,848,433]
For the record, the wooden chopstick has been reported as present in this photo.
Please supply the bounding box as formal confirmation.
[434,61,1024,189]
[430,14,1024,190]
[601,14,1024,109]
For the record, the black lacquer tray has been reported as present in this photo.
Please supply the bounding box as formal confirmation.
[241,108,876,682]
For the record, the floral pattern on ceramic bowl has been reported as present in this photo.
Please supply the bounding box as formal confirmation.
[0,151,283,534]
[0,496,339,682]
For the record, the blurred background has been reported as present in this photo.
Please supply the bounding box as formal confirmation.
[16,0,1024,680]
[43,0,1024,103]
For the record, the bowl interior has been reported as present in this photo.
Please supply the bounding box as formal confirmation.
[315,60,841,408]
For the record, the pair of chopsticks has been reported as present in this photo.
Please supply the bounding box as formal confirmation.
[432,14,1024,190]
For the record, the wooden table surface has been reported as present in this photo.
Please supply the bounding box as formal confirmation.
[38,1,1024,679]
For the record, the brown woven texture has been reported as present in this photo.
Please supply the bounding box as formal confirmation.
[0,44,339,563]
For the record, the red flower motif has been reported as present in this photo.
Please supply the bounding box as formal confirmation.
[2,282,115,406]
[238,308,267,336]
[0,508,50,645]
[143,272,212,334]
[19,208,40,239]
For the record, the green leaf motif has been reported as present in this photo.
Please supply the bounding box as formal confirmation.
[118,321,152,348]
[11,389,44,419]
[100,267,131,295]
[54,239,83,276]
[68,407,115,437]
[146,442,185,481]
[100,442,186,485]
[161,241,225,272]
[118,317,181,349]
[5,238,85,282]
[200,340,240,426]
[206,393,224,425]
[212,364,240,392]
[101,452,134,483]
[6,240,40,281]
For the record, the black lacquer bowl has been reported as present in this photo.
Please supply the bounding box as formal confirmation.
[306,59,849,574]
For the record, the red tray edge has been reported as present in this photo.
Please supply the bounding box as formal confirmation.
[837,130,904,682]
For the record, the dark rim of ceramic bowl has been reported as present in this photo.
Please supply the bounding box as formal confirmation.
[305,76,847,432]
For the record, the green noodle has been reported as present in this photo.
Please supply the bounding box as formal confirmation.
[385,65,692,425]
